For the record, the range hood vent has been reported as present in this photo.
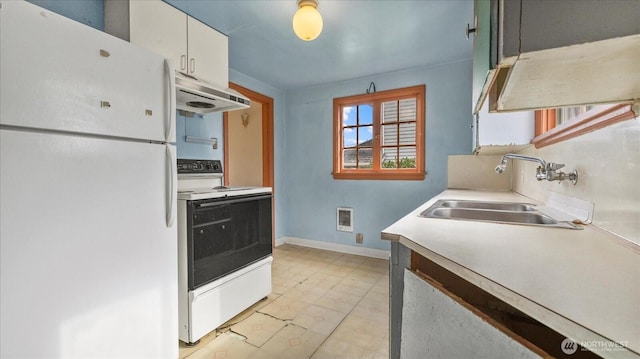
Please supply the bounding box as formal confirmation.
[175,71,250,114]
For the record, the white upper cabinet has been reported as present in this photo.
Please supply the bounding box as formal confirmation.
[472,0,640,114]
[128,1,186,73]
[186,16,228,88]
[105,0,229,87]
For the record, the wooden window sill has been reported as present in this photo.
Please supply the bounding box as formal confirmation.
[332,171,426,181]
[532,103,637,148]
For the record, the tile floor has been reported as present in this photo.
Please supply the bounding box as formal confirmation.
[179,244,390,359]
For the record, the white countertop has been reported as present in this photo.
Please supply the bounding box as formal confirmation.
[382,189,640,357]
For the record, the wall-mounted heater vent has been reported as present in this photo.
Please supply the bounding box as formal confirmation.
[337,207,353,232]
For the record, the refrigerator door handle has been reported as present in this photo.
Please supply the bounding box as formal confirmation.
[165,59,176,143]
[166,145,177,227]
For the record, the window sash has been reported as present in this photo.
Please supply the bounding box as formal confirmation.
[333,85,425,180]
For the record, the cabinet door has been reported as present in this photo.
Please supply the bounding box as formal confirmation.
[129,0,188,72]
[187,16,229,87]
[471,0,491,114]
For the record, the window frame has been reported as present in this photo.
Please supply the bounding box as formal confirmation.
[332,85,425,180]
[533,103,636,148]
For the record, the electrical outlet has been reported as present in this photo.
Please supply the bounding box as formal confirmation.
[356,233,363,244]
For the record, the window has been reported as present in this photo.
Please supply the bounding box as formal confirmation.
[533,103,636,148]
[333,85,425,180]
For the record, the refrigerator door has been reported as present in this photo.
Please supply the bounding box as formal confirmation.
[0,129,178,358]
[0,0,175,143]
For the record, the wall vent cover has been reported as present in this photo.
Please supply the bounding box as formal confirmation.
[337,207,353,232]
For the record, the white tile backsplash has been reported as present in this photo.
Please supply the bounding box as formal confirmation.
[512,116,640,245]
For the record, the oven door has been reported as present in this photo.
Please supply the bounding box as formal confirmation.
[187,194,272,290]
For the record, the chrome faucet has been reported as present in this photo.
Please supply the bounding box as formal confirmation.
[496,154,578,185]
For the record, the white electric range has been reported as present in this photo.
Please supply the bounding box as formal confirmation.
[176,159,273,345]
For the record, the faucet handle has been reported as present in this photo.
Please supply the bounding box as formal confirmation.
[547,162,565,171]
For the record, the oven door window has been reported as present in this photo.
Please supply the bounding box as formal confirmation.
[188,195,272,290]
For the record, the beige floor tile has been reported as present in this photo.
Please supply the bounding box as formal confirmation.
[292,303,348,336]
[330,313,388,349]
[281,284,328,305]
[253,324,326,359]
[349,269,386,283]
[315,289,362,314]
[184,332,258,359]
[230,312,287,347]
[319,264,355,278]
[311,336,378,359]
[376,330,390,357]
[351,298,389,326]
[218,294,280,330]
[300,272,343,290]
[271,275,302,294]
[258,292,311,320]
[332,277,375,297]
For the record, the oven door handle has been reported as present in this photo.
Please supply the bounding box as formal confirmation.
[194,194,272,208]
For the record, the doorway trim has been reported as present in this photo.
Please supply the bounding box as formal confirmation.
[223,82,274,189]
[223,83,275,245]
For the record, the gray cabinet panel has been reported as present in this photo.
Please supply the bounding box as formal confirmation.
[400,270,544,359]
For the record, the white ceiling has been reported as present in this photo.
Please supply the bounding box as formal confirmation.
[165,0,474,90]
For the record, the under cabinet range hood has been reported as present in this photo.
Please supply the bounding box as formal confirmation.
[175,71,250,114]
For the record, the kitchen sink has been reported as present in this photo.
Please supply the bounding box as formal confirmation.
[436,200,536,212]
[420,199,581,230]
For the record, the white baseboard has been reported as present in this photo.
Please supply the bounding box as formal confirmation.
[276,236,390,260]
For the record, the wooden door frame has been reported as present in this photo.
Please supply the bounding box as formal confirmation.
[223,82,275,244]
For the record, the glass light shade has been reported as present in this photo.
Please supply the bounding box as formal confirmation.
[292,5,323,41]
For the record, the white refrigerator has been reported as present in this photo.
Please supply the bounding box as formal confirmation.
[0,1,178,358]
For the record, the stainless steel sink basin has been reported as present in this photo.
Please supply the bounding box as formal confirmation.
[427,208,557,224]
[436,200,536,212]
[420,199,581,230]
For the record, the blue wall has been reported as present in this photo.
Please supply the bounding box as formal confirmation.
[28,0,104,30]
[175,112,224,161]
[283,60,473,250]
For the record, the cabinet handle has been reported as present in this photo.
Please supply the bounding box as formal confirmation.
[189,58,195,73]
[180,55,187,71]
[466,16,477,40]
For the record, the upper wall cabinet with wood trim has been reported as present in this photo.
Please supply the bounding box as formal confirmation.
[472,0,640,114]
[105,0,229,88]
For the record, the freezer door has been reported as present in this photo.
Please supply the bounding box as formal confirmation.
[0,129,178,358]
[0,1,175,143]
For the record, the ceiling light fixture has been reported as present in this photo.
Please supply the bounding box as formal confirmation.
[292,0,323,41]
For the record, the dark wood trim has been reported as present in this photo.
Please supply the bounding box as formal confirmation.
[532,104,636,149]
[333,171,426,181]
[534,109,556,137]
[223,113,229,186]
